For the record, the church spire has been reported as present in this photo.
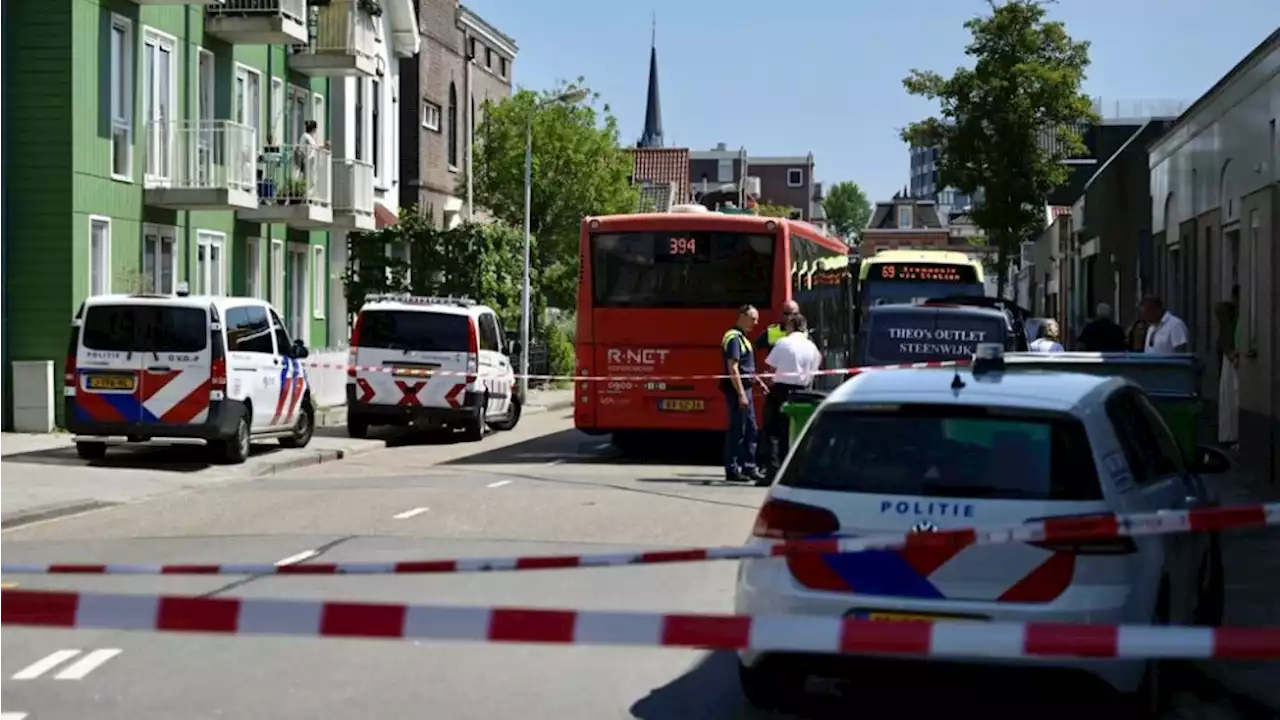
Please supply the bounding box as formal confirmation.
[637,13,664,149]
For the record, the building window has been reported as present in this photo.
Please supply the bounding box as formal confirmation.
[371,77,382,183]
[897,205,913,228]
[233,64,262,147]
[422,100,441,130]
[270,77,284,144]
[142,28,176,185]
[716,158,733,183]
[310,94,326,143]
[287,245,309,341]
[109,15,133,180]
[142,224,177,294]
[787,168,804,187]
[485,47,494,69]
[287,85,309,144]
[246,237,263,298]
[447,82,459,169]
[196,231,226,296]
[499,57,508,78]
[270,239,286,309]
[1248,209,1259,349]
[311,244,326,320]
[89,216,112,296]
[469,38,477,59]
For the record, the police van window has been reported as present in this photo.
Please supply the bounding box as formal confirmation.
[268,308,291,354]
[478,314,500,352]
[225,306,275,354]
[590,231,774,308]
[779,405,1103,501]
[81,305,207,353]
[359,310,471,352]
[865,309,1005,364]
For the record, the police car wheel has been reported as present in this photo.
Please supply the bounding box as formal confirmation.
[487,395,521,431]
[214,414,252,465]
[75,441,107,461]
[280,402,314,449]
[737,657,805,710]
[462,397,486,442]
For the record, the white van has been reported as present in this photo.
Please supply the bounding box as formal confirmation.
[64,290,315,464]
[346,294,520,440]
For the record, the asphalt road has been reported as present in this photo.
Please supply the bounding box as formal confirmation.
[0,412,1255,719]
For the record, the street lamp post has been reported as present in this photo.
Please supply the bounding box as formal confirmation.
[519,88,589,401]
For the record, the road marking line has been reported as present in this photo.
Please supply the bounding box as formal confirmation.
[12,649,81,680]
[54,648,122,680]
[393,507,429,520]
[486,480,513,488]
[1,711,30,719]
[274,550,320,567]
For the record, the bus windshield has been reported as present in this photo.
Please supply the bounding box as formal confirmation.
[590,231,775,308]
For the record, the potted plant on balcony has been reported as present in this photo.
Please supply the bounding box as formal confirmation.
[279,177,310,206]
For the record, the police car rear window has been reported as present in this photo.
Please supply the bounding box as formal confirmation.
[779,404,1102,501]
[358,310,470,352]
[81,305,207,353]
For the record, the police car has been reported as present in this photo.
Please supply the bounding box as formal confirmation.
[65,287,314,464]
[345,294,519,441]
[734,345,1230,713]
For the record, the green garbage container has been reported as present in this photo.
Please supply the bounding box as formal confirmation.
[782,390,829,446]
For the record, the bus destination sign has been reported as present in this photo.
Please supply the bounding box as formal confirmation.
[876,263,977,283]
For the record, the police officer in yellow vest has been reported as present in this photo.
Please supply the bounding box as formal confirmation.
[721,304,765,483]
[754,300,803,473]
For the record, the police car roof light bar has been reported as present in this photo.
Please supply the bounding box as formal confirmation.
[364,293,476,307]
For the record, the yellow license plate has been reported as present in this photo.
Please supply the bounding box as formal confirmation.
[866,612,975,623]
[85,374,136,391]
[659,399,705,412]
[391,366,436,377]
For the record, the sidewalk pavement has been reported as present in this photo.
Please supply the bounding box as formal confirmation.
[1195,457,1280,715]
[1,388,572,529]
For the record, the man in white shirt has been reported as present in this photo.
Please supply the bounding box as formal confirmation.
[759,314,823,484]
[1140,295,1190,353]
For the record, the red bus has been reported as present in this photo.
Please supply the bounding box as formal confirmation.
[574,205,850,448]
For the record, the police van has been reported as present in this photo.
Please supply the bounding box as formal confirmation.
[65,288,314,464]
[345,294,520,441]
[853,303,1013,368]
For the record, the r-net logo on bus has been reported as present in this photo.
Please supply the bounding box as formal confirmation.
[607,349,671,366]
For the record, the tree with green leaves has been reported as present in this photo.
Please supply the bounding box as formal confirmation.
[900,0,1098,297]
[468,79,638,311]
[822,181,872,243]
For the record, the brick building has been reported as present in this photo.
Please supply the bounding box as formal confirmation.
[688,143,825,223]
[399,1,516,228]
[857,197,954,255]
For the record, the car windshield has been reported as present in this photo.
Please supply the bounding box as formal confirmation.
[779,404,1102,501]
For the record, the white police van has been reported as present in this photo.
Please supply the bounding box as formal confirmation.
[345,294,520,440]
[65,287,314,464]
[735,345,1231,713]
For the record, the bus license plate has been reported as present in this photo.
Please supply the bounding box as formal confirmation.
[85,373,136,391]
[659,399,705,412]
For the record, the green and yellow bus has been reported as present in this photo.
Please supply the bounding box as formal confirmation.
[857,250,986,316]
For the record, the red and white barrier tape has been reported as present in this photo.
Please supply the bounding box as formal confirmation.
[4,588,1278,659]
[7,503,1275,577]
[298,359,966,382]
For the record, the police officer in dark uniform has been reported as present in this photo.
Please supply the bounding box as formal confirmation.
[722,304,765,483]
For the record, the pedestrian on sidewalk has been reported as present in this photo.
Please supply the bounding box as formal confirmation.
[1029,319,1065,352]
[1075,303,1127,351]
[1215,285,1241,448]
[759,313,823,485]
[1140,295,1190,353]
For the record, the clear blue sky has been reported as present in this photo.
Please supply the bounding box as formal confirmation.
[463,0,1278,205]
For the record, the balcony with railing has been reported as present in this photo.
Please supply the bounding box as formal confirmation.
[206,0,307,45]
[144,120,258,210]
[238,143,333,228]
[331,158,375,231]
[289,0,379,77]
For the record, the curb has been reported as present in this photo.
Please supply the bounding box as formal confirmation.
[1,500,121,530]
[248,442,384,478]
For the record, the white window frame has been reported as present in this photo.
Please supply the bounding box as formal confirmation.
[141,223,179,294]
[195,230,227,296]
[311,244,326,319]
[234,64,263,148]
[287,244,310,342]
[897,205,913,229]
[270,77,285,145]
[716,158,733,183]
[786,168,804,187]
[287,84,309,144]
[109,15,134,182]
[371,76,384,186]
[142,26,178,186]
[246,237,263,299]
[310,93,326,143]
[270,238,286,308]
[89,215,113,296]
[422,100,441,131]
